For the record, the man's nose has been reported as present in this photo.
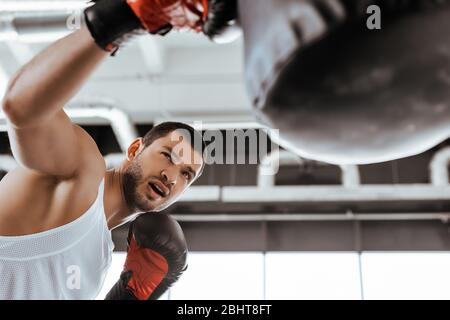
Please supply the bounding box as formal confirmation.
[162,168,177,186]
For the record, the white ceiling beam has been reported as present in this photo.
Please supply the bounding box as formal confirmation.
[171,213,450,222]
[0,1,88,12]
[137,37,165,74]
[0,64,9,99]
[222,185,450,203]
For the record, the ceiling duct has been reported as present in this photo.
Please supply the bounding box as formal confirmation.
[0,6,85,43]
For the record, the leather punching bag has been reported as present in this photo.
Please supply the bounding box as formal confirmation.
[240,0,450,164]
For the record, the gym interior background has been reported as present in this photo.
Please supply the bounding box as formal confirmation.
[1,0,450,300]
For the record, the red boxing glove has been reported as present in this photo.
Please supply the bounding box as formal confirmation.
[105,213,188,300]
[201,0,241,43]
[84,0,208,53]
[127,0,209,33]
[120,234,168,300]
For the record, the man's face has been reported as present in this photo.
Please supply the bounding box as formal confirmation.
[123,130,204,213]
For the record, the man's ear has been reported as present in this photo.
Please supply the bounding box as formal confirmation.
[127,138,144,161]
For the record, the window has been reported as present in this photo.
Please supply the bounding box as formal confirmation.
[98,251,450,300]
[170,252,264,300]
[265,252,362,300]
[361,252,450,300]
[96,252,126,300]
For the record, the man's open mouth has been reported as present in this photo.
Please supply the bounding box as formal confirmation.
[148,182,166,198]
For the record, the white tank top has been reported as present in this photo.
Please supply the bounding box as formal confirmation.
[0,179,114,300]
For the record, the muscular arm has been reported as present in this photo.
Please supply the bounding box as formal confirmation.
[1,26,109,178]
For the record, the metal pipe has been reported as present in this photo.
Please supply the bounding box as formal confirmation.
[0,11,78,43]
[258,149,303,187]
[0,104,139,152]
[171,212,450,222]
[179,186,221,202]
[340,164,361,188]
[429,146,450,186]
[179,121,265,131]
[221,184,450,202]
[0,155,17,172]
[0,1,88,12]
[257,150,360,188]
[66,107,138,152]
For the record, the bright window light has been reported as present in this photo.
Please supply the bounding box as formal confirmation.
[361,252,450,300]
[97,251,450,300]
[170,252,265,300]
[265,252,362,300]
[96,252,126,300]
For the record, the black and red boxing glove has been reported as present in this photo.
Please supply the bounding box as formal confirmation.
[84,0,209,53]
[202,0,241,44]
[105,213,188,300]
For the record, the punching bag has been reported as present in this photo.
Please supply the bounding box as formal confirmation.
[239,0,450,164]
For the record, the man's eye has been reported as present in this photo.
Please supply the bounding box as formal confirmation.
[183,171,191,180]
[162,152,172,162]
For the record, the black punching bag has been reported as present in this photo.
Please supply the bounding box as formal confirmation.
[240,0,450,164]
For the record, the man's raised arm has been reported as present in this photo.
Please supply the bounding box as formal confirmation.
[2,26,108,178]
[1,0,225,178]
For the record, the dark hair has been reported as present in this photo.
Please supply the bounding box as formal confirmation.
[142,122,206,173]
[202,0,238,39]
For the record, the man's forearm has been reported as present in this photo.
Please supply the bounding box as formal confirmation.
[2,26,108,127]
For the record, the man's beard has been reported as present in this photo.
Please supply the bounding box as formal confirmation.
[122,159,153,213]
